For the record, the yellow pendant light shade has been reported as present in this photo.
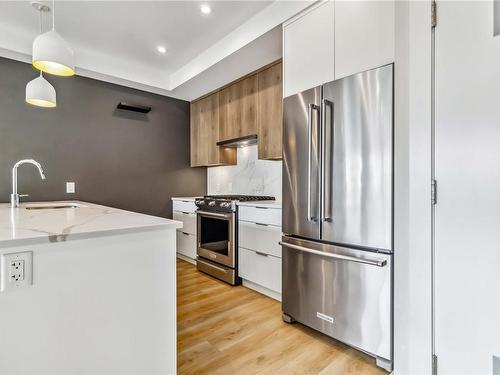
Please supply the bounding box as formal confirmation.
[32,29,75,76]
[25,74,57,108]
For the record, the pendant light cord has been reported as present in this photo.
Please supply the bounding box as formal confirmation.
[39,7,43,77]
[52,0,55,30]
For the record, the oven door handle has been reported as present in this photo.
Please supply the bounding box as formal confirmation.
[197,210,232,219]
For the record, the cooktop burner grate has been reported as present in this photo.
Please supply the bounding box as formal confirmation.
[203,195,275,202]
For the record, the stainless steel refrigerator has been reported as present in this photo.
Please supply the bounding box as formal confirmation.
[281,64,393,371]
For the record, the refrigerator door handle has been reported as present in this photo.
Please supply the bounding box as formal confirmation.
[321,99,334,222]
[279,241,387,267]
[307,103,320,222]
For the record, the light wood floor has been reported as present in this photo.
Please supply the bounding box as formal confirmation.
[177,259,387,375]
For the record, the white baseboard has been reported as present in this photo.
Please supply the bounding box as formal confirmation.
[176,253,196,265]
[242,279,281,301]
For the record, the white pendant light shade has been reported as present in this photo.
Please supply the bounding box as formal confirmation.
[32,30,75,77]
[25,75,57,108]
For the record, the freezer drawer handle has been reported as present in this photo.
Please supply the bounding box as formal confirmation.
[279,242,387,267]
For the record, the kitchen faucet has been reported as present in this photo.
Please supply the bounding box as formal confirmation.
[11,159,46,208]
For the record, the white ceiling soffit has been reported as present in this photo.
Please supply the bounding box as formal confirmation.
[0,1,313,100]
[174,25,282,101]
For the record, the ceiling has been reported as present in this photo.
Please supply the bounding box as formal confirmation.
[0,1,311,100]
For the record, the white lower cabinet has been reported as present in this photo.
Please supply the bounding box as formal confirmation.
[172,198,198,263]
[176,231,196,260]
[238,247,281,298]
[238,221,281,258]
[173,211,196,234]
[237,205,282,301]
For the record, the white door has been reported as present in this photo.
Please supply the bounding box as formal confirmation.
[435,2,500,374]
[282,1,335,97]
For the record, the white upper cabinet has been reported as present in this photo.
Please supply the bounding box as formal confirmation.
[282,0,395,97]
[283,1,335,98]
[334,1,394,79]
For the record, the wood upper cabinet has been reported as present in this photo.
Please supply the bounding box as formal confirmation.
[190,99,204,167]
[190,61,282,166]
[219,74,258,140]
[190,92,236,167]
[258,62,283,160]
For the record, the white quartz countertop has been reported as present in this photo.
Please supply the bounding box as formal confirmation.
[0,201,182,247]
[237,200,282,209]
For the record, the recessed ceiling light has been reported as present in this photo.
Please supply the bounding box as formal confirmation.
[157,46,167,54]
[200,4,211,14]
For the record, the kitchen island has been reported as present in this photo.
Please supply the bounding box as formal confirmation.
[0,201,181,374]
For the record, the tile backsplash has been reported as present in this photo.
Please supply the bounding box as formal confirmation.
[207,145,282,200]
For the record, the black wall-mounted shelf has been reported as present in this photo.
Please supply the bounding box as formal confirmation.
[117,102,151,113]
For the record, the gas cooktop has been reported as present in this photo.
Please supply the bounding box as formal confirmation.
[196,195,275,212]
[204,195,275,202]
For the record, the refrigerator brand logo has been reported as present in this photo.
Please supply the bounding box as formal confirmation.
[316,312,334,324]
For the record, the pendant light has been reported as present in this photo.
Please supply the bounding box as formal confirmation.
[26,3,57,108]
[32,0,75,76]
[25,74,56,108]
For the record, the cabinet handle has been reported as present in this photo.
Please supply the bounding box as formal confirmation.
[255,251,269,257]
[255,222,269,227]
[255,207,269,209]
[181,231,190,236]
[182,211,191,215]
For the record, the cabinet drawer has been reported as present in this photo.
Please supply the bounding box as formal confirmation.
[238,206,281,227]
[172,200,197,213]
[239,221,281,258]
[173,211,196,235]
[238,247,281,293]
[176,231,197,260]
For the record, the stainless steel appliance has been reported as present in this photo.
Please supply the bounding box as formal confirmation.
[281,64,393,371]
[195,195,275,285]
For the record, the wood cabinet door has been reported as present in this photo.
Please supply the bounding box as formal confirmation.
[219,74,258,140]
[239,74,258,137]
[258,62,283,160]
[219,84,239,140]
[191,92,236,167]
[190,100,205,167]
[200,92,220,165]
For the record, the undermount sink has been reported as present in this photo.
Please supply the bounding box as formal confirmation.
[24,202,86,210]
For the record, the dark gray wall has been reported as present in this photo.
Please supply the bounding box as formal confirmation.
[0,57,206,218]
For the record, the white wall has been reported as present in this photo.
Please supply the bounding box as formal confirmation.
[434,2,500,373]
[394,1,433,374]
[0,230,177,374]
[207,145,282,201]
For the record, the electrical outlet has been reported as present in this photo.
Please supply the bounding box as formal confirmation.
[1,251,33,291]
[66,182,75,194]
[10,260,25,282]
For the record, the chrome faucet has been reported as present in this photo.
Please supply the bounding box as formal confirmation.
[11,159,46,208]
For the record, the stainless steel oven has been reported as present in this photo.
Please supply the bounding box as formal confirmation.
[197,210,235,267]
[195,195,275,285]
[196,209,239,285]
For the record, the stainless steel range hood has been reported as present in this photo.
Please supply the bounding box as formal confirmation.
[216,134,257,148]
